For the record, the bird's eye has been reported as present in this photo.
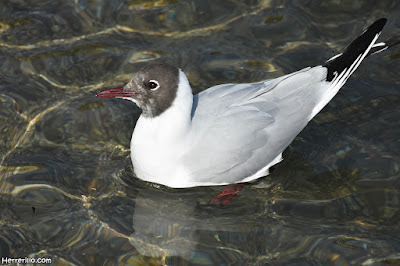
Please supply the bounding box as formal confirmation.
[148,80,160,91]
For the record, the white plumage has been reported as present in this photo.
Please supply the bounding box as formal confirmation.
[96,18,396,188]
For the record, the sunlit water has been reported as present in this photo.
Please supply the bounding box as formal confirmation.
[1,0,399,265]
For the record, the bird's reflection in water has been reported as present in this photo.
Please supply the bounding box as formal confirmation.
[121,165,277,260]
[129,188,200,258]
[115,150,385,263]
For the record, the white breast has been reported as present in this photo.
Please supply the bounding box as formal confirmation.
[130,70,194,187]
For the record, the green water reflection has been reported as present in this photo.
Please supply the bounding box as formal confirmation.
[0,0,399,265]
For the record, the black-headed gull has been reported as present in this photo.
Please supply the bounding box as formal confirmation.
[97,18,398,188]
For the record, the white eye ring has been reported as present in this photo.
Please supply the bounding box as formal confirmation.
[149,80,160,91]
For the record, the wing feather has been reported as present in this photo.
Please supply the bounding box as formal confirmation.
[183,66,329,184]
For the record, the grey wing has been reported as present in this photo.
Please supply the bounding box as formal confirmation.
[186,103,276,184]
[184,66,329,184]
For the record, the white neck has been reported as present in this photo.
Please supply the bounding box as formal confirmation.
[136,70,193,139]
[130,70,193,183]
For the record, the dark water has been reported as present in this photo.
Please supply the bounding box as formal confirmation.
[1,0,399,265]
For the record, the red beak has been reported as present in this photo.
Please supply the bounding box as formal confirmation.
[96,87,137,98]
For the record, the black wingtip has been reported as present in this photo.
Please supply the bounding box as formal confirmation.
[368,36,400,56]
[324,18,387,81]
[372,18,387,28]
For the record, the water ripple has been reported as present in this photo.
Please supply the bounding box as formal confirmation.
[1,0,399,264]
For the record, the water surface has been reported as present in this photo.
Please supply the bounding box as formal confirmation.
[1,0,400,265]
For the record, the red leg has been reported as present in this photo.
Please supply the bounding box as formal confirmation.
[209,183,246,206]
[269,166,275,173]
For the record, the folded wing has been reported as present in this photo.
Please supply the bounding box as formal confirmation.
[184,67,329,185]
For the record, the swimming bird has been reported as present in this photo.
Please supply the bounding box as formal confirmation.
[97,18,398,188]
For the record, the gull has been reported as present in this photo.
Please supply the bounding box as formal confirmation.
[97,18,398,189]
